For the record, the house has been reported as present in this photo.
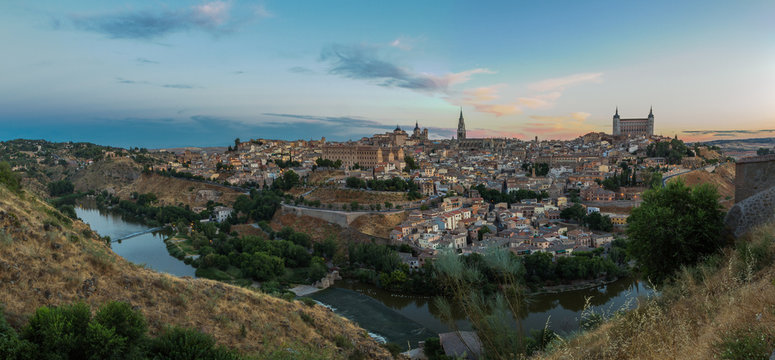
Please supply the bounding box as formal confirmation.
[398,252,420,269]
[213,206,233,223]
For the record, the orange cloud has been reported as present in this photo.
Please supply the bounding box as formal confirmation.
[528,72,603,92]
[521,112,600,139]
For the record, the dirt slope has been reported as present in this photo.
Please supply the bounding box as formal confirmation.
[0,185,393,359]
[71,157,142,194]
[671,162,736,210]
[350,212,407,238]
[116,173,244,207]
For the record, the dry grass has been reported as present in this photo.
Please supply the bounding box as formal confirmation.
[671,162,736,210]
[116,173,244,207]
[350,212,407,238]
[536,222,775,360]
[0,186,394,359]
[302,187,410,206]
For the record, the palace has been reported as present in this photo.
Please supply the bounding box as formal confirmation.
[612,107,654,137]
[321,143,404,170]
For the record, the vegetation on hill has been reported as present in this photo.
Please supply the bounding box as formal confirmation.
[0,301,243,360]
[0,183,394,359]
[534,222,775,360]
[627,179,726,284]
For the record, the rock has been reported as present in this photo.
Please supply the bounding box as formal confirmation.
[51,242,62,250]
[81,277,98,297]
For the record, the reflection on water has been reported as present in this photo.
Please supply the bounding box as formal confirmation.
[312,277,654,350]
[75,206,196,277]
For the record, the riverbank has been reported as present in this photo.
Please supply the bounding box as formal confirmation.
[527,276,621,295]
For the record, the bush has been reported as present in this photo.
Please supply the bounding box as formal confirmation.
[627,180,725,284]
[148,326,242,360]
[715,327,773,360]
[22,302,92,359]
[0,162,21,193]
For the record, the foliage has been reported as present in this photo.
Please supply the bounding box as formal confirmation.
[646,138,689,164]
[423,337,452,360]
[147,326,242,360]
[0,162,21,193]
[714,327,773,360]
[232,189,284,222]
[756,147,773,156]
[627,180,725,284]
[47,179,74,197]
[404,155,419,171]
[474,184,548,204]
[521,162,550,176]
[272,170,300,191]
[345,176,420,194]
[584,211,613,232]
[560,203,586,223]
[272,159,301,169]
[314,158,342,169]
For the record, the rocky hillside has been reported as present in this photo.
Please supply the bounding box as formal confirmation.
[0,185,394,359]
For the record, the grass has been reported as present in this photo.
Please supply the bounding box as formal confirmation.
[0,184,395,360]
[536,222,775,360]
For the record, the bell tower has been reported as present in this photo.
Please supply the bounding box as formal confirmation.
[457,107,466,140]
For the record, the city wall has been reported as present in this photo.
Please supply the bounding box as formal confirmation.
[725,155,775,237]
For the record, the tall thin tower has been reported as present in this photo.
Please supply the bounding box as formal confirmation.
[457,107,466,140]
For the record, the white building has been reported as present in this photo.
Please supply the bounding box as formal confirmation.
[213,206,234,223]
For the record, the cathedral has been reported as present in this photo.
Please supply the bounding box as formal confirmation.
[457,107,466,140]
[612,107,654,137]
[411,121,429,141]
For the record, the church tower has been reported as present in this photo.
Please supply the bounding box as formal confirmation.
[612,107,620,136]
[457,108,466,140]
[648,106,654,136]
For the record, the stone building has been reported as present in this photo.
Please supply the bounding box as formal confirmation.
[612,107,654,137]
[321,144,404,169]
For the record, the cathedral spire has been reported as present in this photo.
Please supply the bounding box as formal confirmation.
[649,106,653,117]
[615,106,619,116]
[457,107,466,140]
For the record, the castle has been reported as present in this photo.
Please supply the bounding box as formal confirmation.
[612,107,654,137]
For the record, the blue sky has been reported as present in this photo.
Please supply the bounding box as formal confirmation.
[1,0,773,148]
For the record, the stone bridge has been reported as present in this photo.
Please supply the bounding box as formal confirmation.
[279,203,402,228]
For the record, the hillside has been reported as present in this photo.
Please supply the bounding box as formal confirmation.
[671,161,736,210]
[116,173,244,208]
[350,212,407,239]
[70,156,143,194]
[299,187,411,207]
[533,222,775,360]
[0,185,394,359]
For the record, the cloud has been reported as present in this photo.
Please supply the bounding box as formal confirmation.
[521,112,597,139]
[162,84,195,89]
[136,57,159,64]
[288,66,314,74]
[67,1,267,39]
[320,43,492,93]
[528,72,603,92]
[262,113,393,131]
[452,72,601,117]
[116,77,198,90]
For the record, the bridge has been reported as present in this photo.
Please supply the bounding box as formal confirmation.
[111,227,164,243]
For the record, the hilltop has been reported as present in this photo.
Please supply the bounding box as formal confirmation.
[669,161,736,210]
[0,184,394,359]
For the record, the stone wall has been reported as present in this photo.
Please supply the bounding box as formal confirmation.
[735,154,775,203]
[279,203,402,228]
[725,184,775,238]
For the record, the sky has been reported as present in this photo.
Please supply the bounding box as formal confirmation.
[0,0,773,148]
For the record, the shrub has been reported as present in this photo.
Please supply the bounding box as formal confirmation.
[147,326,242,360]
[715,327,773,360]
[0,162,21,193]
[627,180,725,284]
[22,302,92,359]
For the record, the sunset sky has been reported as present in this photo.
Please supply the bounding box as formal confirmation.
[1,0,773,148]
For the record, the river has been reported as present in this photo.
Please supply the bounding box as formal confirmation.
[75,207,652,350]
[75,206,196,277]
[311,277,653,349]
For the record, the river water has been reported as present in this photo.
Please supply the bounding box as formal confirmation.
[75,206,196,277]
[311,277,653,349]
[75,207,652,350]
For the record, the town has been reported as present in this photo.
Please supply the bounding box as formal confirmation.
[134,107,730,270]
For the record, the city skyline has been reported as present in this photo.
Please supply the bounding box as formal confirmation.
[1,0,774,148]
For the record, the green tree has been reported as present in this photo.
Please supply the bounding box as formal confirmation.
[627,180,725,284]
[560,203,586,223]
[404,155,419,171]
